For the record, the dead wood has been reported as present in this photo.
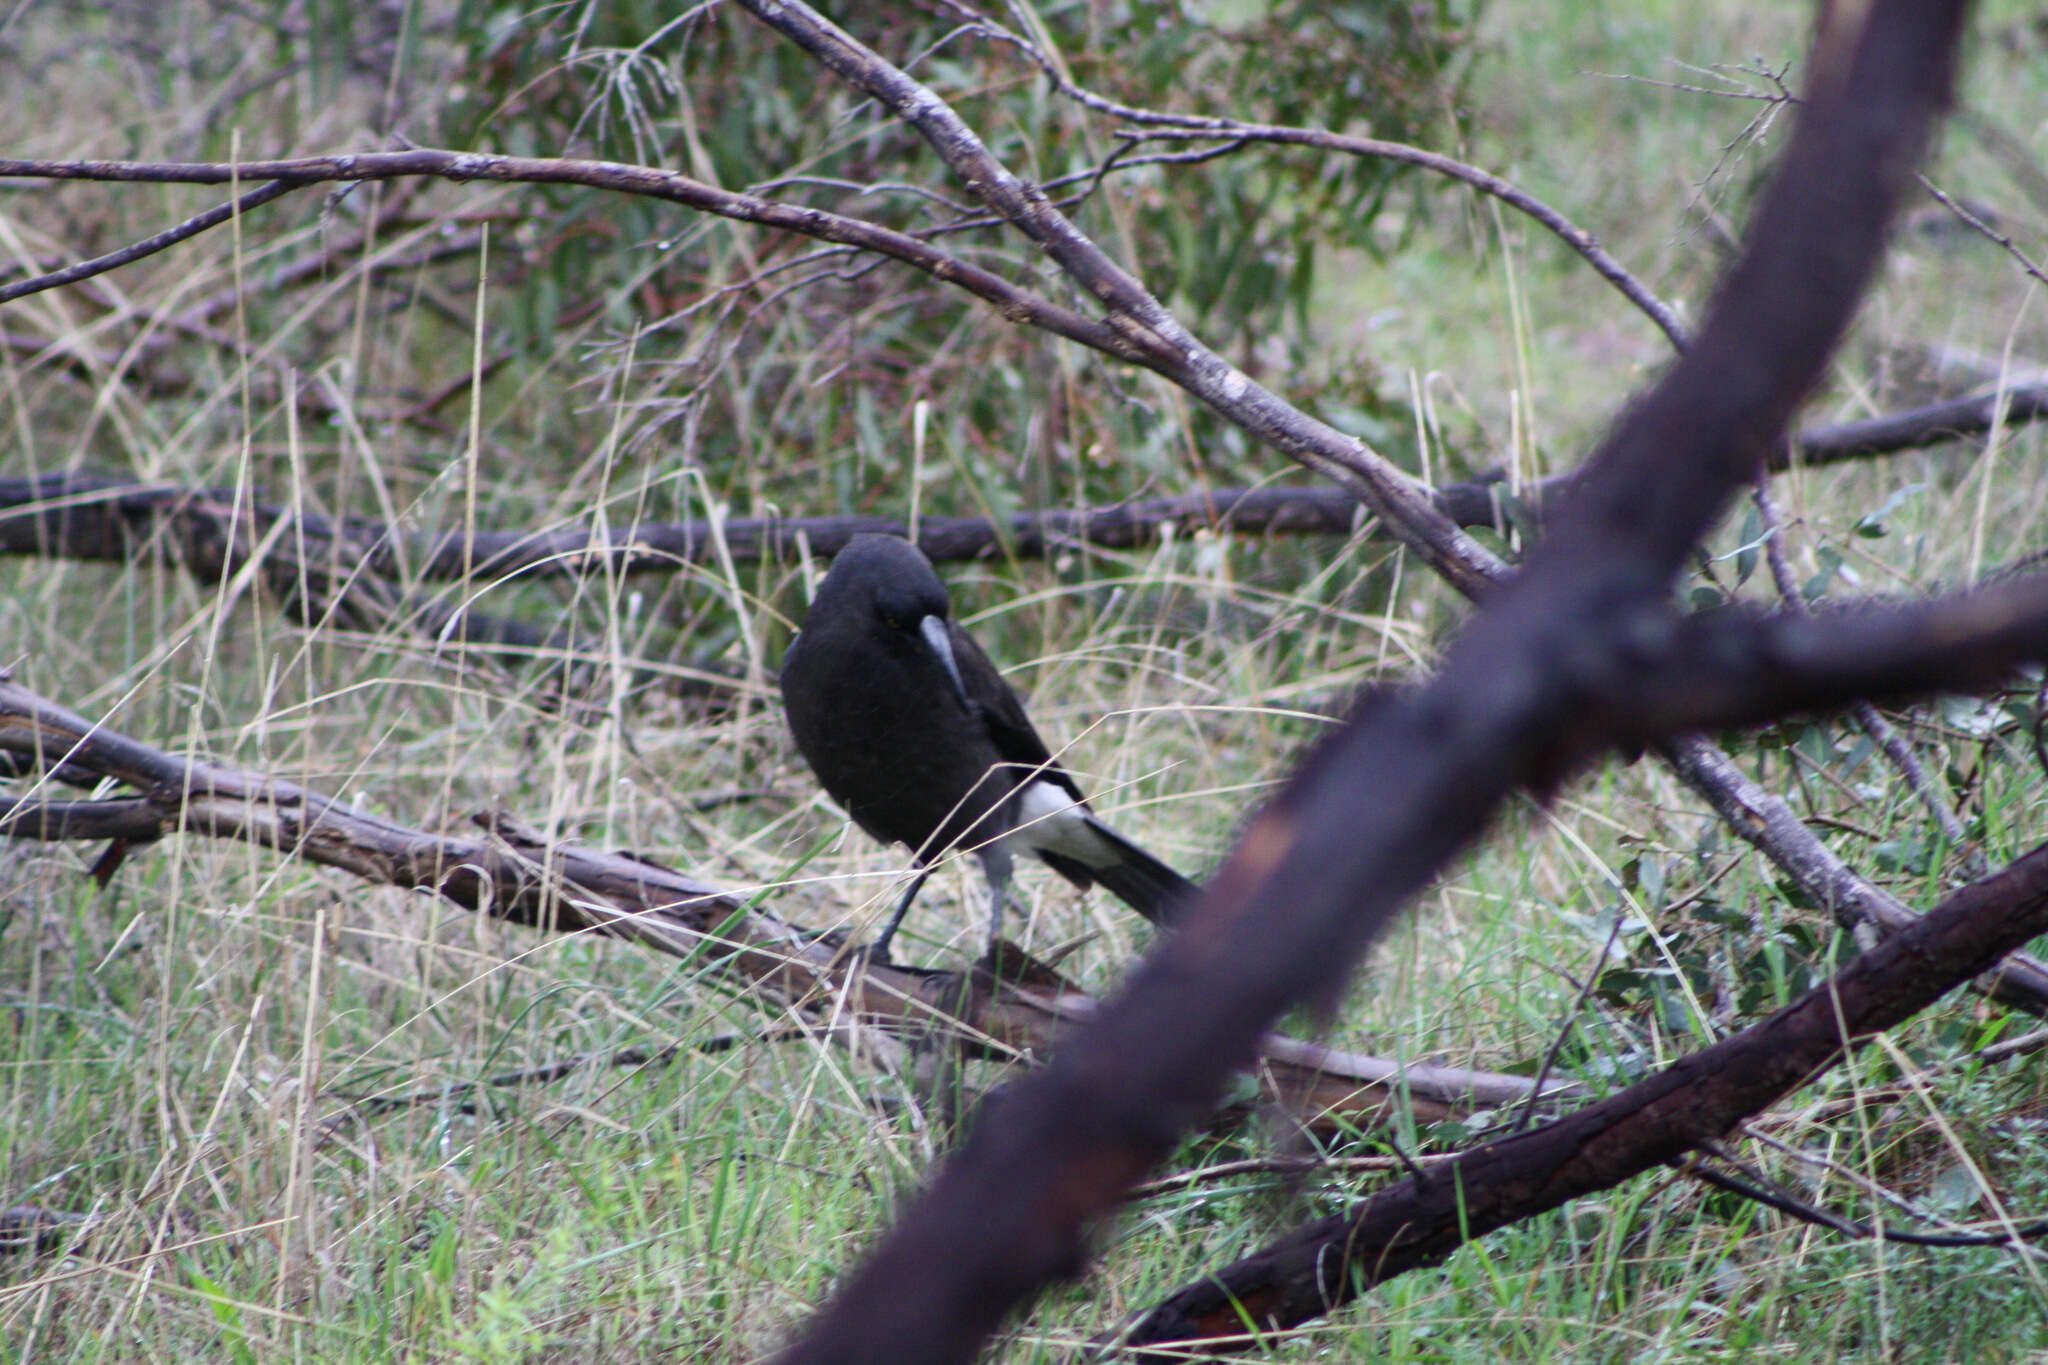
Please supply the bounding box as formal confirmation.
[10,365,2042,583]
[1115,838,2048,1354]
[771,7,1977,1362]
[0,673,1559,1142]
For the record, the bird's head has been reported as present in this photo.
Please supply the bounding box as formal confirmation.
[817,534,969,703]
[819,534,951,625]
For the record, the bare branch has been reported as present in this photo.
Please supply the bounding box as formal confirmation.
[0,149,1164,370]
[0,178,301,304]
[1919,173,2048,290]
[1118,839,2048,1352]
[1119,125,1689,349]
[775,7,1968,1360]
[8,366,2039,580]
[0,471,1371,581]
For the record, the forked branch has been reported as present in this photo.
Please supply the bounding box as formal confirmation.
[776,7,1972,1361]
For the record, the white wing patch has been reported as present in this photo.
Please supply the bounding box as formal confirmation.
[1003,778,1114,866]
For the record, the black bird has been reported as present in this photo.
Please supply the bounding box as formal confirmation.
[780,534,1197,960]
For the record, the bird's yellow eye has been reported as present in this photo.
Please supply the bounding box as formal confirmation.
[880,613,904,630]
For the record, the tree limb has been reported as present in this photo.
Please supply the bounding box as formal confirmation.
[0,179,302,305]
[1596,573,2048,746]
[11,364,2038,581]
[775,7,1969,1360]
[1117,837,2048,1353]
[0,149,1166,370]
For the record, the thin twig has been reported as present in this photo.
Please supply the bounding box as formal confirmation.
[1117,124,1689,350]
[0,178,301,304]
[1510,910,1626,1134]
[1920,174,2048,290]
[943,4,1687,348]
[1752,470,1987,878]
[330,1028,814,1118]
[1684,1143,2048,1250]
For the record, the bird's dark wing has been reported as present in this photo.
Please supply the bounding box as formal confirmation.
[944,620,1086,803]
[1041,821,1199,924]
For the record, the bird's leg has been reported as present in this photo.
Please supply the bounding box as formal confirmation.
[870,867,932,964]
[985,878,1007,964]
[977,847,1015,967]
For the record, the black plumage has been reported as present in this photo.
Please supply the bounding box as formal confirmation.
[780,534,1196,959]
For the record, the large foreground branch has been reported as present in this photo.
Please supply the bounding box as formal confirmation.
[776,7,1969,1361]
[1604,573,2048,739]
[1119,838,2048,1350]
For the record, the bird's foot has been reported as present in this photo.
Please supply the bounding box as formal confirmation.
[977,935,1024,984]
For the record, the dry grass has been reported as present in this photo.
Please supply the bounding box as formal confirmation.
[4,2,2048,1360]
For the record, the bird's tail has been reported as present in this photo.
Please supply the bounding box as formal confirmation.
[1041,816,1199,926]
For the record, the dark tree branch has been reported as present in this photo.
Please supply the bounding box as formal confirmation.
[1750,473,1988,879]
[776,7,1969,1361]
[1682,1149,2048,1250]
[0,796,165,842]
[0,472,560,669]
[1118,839,2048,1352]
[1794,379,2048,462]
[1596,573,2048,746]
[0,471,1373,580]
[8,358,2041,576]
[1508,376,2048,515]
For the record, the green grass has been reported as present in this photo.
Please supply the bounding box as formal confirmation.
[5,1,2048,1360]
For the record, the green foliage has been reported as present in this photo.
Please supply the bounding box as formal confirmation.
[414,0,1483,516]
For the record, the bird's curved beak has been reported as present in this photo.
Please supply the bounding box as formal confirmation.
[919,615,970,707]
